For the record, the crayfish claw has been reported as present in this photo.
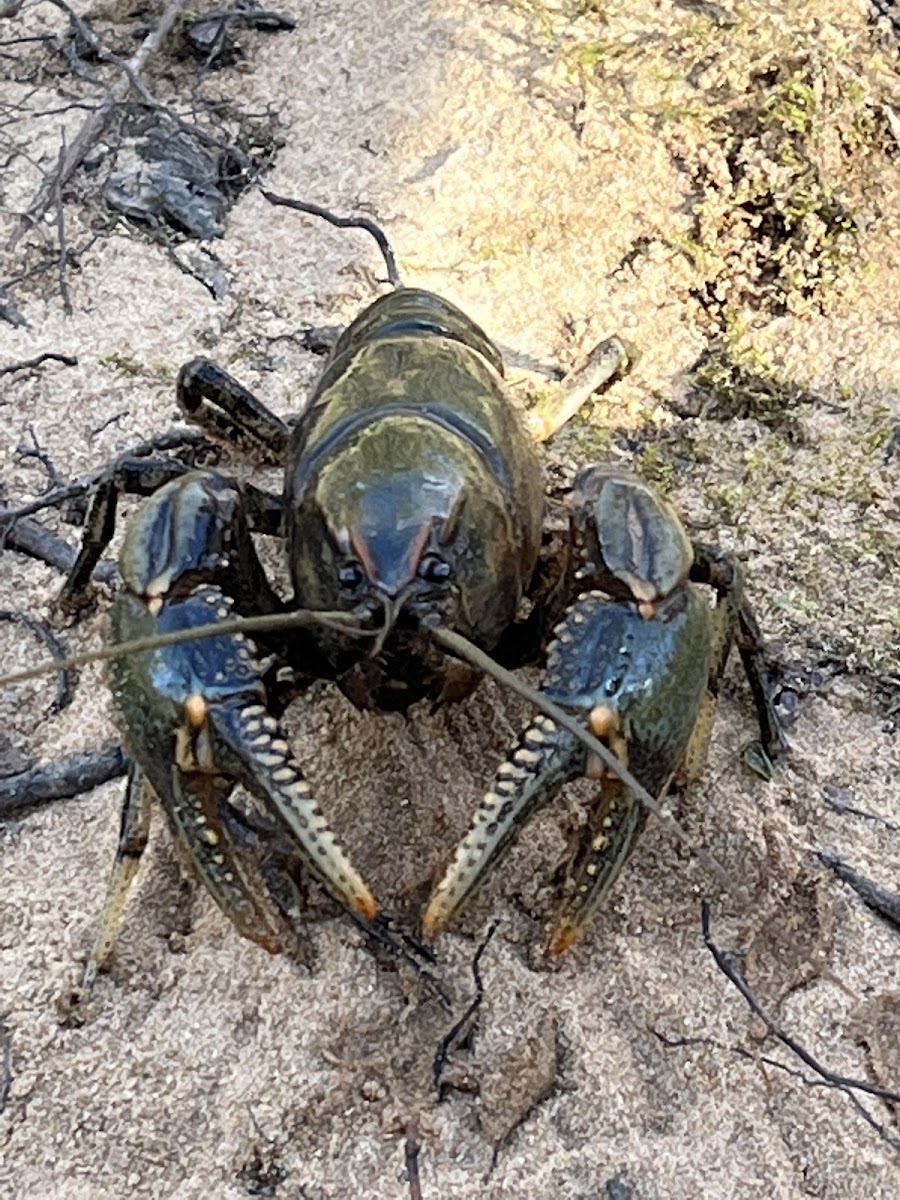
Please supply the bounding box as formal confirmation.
[423,713,581,940]
[208,699,377,921]
[107,575,376,958]
[546,791,645,956]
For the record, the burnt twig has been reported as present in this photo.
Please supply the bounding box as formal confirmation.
[0,427,208,524]
[0,513,116,584]
[88,410,129,440]
[433,920,499,1097]
[260,189,403,288]
[404,1118,423,1200]
[53,129,72,314]
[0,286,27,329]
[823,785,900,833]
[7,0,190,250]
[0,352,77,376]
[818,852,900,932]
[701,901,900,1152]
[16,424,67,488]
[0,1017,10,1117]
[0,744,127,818]
[349,911,451,1009]
[0,609,73,712]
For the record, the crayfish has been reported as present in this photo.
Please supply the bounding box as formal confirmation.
[58,287,785,978]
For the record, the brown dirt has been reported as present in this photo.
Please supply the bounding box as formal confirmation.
[1,1,899,1197]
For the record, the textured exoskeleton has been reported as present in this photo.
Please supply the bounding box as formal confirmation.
[64,286,781,970]
[423,465,786,954]
[72,289,628,969]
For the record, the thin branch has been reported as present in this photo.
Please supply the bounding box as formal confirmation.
[1,231,104,293]
[0,1016,10,1117]
[0,744,127,817]
[0,285,27,328]
[0,427,207,523]
[16,424,67,488]
[433,920,499,1097]
[0,609,73,712]
[88,410,128,440]
[824,786,900,834]
[347,912,450,1009]
[261,189,403,288]
[404,1118,423,1200]
[0,352,77,375]
[7,0,190,250]
[818,852,900,931]
[53,128,72,314]
[701,901,900,1152]
[0,513,116,584]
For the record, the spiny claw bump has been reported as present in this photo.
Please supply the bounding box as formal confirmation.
[217,700,378,922]
[424,714,576,938]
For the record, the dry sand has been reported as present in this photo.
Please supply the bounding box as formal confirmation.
[1,1,899,1196]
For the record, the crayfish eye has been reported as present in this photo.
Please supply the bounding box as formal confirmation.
[338,561,366,593]
[418,553,452,584]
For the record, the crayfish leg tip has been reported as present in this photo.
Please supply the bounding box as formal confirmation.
[546,924,580,957]
[420,905,446,942]
[355,892,379,923]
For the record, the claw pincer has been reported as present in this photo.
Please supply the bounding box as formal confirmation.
[425,469,723,954]
[105,471,375,958]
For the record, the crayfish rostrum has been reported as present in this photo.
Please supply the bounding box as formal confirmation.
[63,287,785,978]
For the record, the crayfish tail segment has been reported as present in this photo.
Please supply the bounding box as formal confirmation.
[423,715,580,939]
[210,701,377,921]
[547,792,646,956]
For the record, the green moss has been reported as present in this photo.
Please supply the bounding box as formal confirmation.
[98,352,144,376]
[771,590,819,617]
[634,443,677,494]
[685,343,814,435]
[761,78,817,136]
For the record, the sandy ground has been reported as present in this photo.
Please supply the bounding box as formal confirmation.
[1,0,899,1196]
